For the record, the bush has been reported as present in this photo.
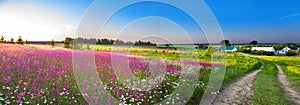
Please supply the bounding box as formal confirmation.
[242,48,251,53]
[286,50,297,56]
[264,51,275,56]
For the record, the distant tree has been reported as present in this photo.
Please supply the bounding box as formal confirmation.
[220,40,230,46]
[10,37,14,43]
[205,46,212,56]
[286,50,297,56]
[0,35,4,42]
[286,43,296,46]
[250,40,258,45]
[51,39,55,46]
[17,36,24,44]
[25,39,28,44]
[165,44,170,47]
[64,37,74,48]
[297,51,300,56]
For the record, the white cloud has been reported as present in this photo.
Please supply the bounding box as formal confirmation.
[279,13,300,19]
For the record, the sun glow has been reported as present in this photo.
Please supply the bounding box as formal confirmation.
[0,2,76,41]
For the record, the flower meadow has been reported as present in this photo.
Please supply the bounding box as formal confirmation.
[0,44,220,104]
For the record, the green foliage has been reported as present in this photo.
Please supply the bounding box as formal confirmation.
[10,37,14,43]
[251,50,274,56]
[64,37,74,48]
[250,40,258,45]
[242,48,251,53]
[0,35,4,42]
[220,40,230,46]
[50,39,55,46]
[17,36,24,44]
[286,50,296,56]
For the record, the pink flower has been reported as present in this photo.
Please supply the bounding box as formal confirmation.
[17,92,25,99]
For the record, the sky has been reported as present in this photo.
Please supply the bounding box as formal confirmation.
[0,0,299,43]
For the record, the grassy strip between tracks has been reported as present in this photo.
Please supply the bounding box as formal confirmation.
[252,61,292,105]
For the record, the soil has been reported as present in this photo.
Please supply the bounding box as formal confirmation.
[211,62,264,105]
[275,64,300,105]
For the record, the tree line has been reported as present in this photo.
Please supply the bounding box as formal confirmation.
[0,35,27,44]
[64,37,157,48]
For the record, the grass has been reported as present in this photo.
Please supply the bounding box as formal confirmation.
[252,61,292,105]
[257,56,300,91]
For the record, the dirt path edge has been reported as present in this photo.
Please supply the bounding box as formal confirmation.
[275,64,300,105]
[211,61,265,105]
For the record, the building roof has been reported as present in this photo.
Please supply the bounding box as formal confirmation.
[287,46,299,50]
[274,46,299,51]
[251,47,275,52]
[274,46,285,50]
[220,46,236,50]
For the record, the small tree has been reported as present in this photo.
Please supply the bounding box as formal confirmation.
[10,37,14,44]
[250,40,258,45]
[51,39,55,46]
[64,37,74,48]
[17,36,24,44]
[25,39,28,44]
[221,40,230,46]
[0,35,4,42]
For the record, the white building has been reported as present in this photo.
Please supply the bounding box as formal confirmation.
[251,47,275,52]
[275,46,299,55]
[219,46,238,52]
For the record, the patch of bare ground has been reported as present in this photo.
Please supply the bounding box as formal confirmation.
[211,62,264,105]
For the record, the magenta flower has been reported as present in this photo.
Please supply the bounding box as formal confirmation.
[17,92,25,99]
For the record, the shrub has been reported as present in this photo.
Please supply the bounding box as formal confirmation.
[242,48,251,53]
[264,51,275,56]
[256,50,266,55]
[286,50,297,56]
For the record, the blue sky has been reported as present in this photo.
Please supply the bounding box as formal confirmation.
[0,0,299,43]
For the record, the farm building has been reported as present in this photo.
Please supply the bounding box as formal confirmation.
[219,46,238,52]
[251,47,275,52]
[275,46,299,55]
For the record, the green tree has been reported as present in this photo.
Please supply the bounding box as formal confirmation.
[250,40,258,45]
[0,35,4,42]
[64,37,74,48]
[17,36,24,44]
[10,37,14,43]
[25,39,28,44]
[51,39,55,46]
[221,40,230,46]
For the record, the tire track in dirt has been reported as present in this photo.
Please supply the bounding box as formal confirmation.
[275,64,300,105]
[211,61,264,105]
